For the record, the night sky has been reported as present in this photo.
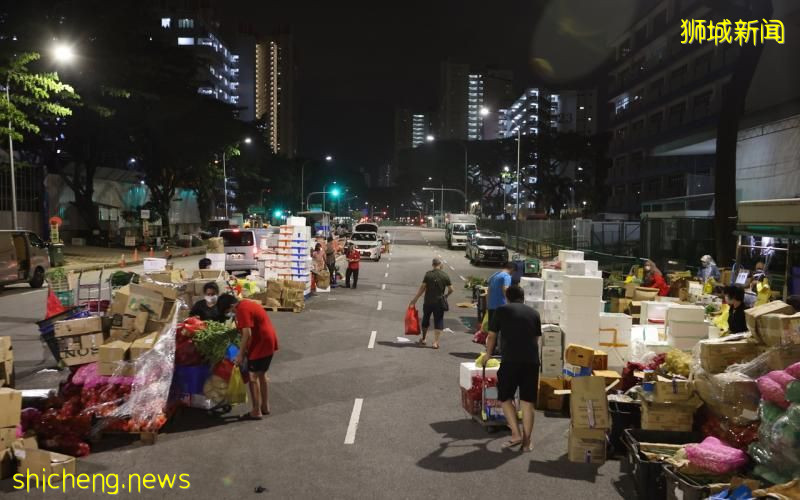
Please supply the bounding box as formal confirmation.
[234,1,642,176]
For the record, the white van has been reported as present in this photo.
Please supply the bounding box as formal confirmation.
[0,230,50,288]
[220,228,270,272]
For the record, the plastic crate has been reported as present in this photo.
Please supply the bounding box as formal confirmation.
[609,400,641,457]
[622,429,704,500]
[54,290,74,307]
[663,465,713,500]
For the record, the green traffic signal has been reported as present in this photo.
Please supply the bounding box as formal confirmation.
[273,209,283,218]
[330,188,341,198]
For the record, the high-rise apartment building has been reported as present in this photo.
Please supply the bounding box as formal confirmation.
[254,34,296,158]
[159,13,239,106]
[394,108,430,157]
[438,62,514,141]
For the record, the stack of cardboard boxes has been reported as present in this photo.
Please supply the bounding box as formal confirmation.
[563,343,595,377]
[536,325,565,412]
[640,378,702,432]
[0,336,12,388]
[186,269,229,306]
[0,387,22,479]
[259,218,312,294]
[568,376,609,464]
[53,316,104,367]
[745,300,797,347]
[255,279,306,311]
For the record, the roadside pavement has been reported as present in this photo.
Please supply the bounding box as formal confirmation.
[61,244,207,273]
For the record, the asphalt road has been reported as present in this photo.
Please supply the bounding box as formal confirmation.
[1,228,632,499]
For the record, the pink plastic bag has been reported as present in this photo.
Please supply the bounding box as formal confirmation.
[757,375,790,409]
[785,361,800,379]
[685,436,748,474]
[766,370,796,388]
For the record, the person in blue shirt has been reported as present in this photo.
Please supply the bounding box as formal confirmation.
[487,262,514,326]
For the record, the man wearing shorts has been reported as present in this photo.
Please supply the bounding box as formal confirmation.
[484,284,541,451]
[409,258,454,349]
[217,295,279,420]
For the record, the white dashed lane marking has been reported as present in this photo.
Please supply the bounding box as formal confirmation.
[377,300,383,311]
[459,275,466,281]
[368,330,377,349]
[344,398,364,444]
[381,284,386,290]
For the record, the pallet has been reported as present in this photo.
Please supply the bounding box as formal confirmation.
[264,306,303,313]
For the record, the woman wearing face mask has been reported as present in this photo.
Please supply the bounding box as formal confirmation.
[698,255,720,283]
[641,259,670,296]
[189,282,225,321]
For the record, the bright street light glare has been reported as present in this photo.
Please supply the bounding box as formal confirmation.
[273,209,283,217]
[330,188,341,198]
[52,44,75,63]
[244,137,252,144]
[425,135,435,142]
[325,155,333,161]
[480,107,490,116]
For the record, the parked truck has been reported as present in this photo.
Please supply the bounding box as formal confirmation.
[444,213,478,249]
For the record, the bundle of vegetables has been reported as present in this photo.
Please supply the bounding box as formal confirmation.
[109,270,138,288]
[192,321,239,365]
[180,317,206,337]
[464,276,487,289]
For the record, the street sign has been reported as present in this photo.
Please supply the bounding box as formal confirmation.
[140,209,150,219]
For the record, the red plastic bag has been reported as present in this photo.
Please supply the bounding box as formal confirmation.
[404,306,420,335]
[46,289,67,318]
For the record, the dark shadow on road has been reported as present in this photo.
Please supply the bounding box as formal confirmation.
[417,419,517,473]
[528,456,600,482]
[376,341,428,349]
[612,475,637,498]
[449,351,480,360]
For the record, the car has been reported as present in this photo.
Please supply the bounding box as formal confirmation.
[466,234,509,266]
[349,231,383,261]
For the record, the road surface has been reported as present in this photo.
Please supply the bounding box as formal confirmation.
[1,228,632,499]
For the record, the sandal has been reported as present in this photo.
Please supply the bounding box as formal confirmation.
[502,439,522,449]
[238,413,263,421]
[432,342,440,349]
[417,339,426,345]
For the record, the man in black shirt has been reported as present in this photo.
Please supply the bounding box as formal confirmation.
[409,258,454,349]
[724,285,748,334]
[485,284,541,451]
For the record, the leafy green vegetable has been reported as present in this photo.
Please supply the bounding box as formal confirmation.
[46,267,67,282]
[192,321,239,365]
[110,271,138,287]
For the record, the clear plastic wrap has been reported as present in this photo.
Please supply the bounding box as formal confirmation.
[693,369,760,424]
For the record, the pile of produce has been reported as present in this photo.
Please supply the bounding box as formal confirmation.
[190,320,239,365]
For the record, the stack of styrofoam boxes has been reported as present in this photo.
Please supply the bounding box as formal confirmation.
[598,312,633,369]
[288,224,311,292]
[665,304,708,352]
[542,269,564,324]
[521,277,544,317]
[540,324,563,377]
[560,274,604,349]
[272,227,295,282]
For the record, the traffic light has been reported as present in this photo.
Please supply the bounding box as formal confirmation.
[273,209,283,218]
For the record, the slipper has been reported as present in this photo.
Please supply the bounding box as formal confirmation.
[261,409,271,416]
[417,339,426,345]
[502,439,522,449]
[238,414,263,421]
[432,343,440,350]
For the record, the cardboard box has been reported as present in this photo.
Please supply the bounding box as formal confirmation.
[592,350,608,371]
[624,282,637,298]
[565,344,595,367]
[641,399,699,431]
[0,388,22,427]
[745,301,794,335]
[130,332,159,360]
[0,336,10,361]
[568,426,607,464]
[541,360,563,377]
[192,269,227,281]
[569,376,609,429]
[0,336,12,388]
[699,338,760,373]
[99,361,135,377]
[14,447,76,479]
[0,426,16,449]
[54,316,103,337]
[757,313,800,346]
[652,378,693,403]
[140,280,182,301]
[110,312,148,333]
[563,363,593,377]
[592,369,620,387]
[146,269,187,284]
[56,332,104,367]
[562,275,603,298]
[541,345,561,365]
[536,377,565,411]
[110,285,131,315]
[610,298,632,314]
[99,340,131,364]
[124,284,165,318]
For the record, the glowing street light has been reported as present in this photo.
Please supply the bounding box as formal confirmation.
[480,106,491,116]
[425,134,435,142]
[244,137,252,144]
[330,187,341,198]
[325,155,333,161]
[52,44,76,63]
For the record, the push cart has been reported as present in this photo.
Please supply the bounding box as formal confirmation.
[468,357,513,433]
[77,268,110,315]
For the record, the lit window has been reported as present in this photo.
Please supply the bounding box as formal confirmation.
[178,18,194,29]
[178,37,195,46]
[161,18,171,28]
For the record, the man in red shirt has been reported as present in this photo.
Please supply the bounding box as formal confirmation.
[345,243,360,289]
[217,295,279,420]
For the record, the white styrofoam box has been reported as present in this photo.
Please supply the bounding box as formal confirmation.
[599,313,633,367]
[545,279,563,292]
[520,277,544,300]
[656,296,680,303]
[562,295,603,314]
[459,362,500,390]
[583,260,598,274]
[558,250,584,264]
[630,324,667,344]
[544,300,561,324]
[560,314,600,339]
[541,345,561,363]
[562,275,603,297]
[564,260,587,276]
[599,313,633,337]
[143,258,167,272]
[668,319,708,340]
[665,304,705,324]
[542,328,563,346]
[541,362,563,378]
[542,269,564,281]
[286,217,306,227]
[591,270,603,278]
[545,289,563,301]
[641,301,671,324]
[526,299,545,316]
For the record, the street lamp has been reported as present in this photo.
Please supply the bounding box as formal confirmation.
[425,134,435,142]
[5,43,75,229]
[301,155,333,210]
[425,135,469,213]
[480,106,490,116]
[244,137,252,144]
